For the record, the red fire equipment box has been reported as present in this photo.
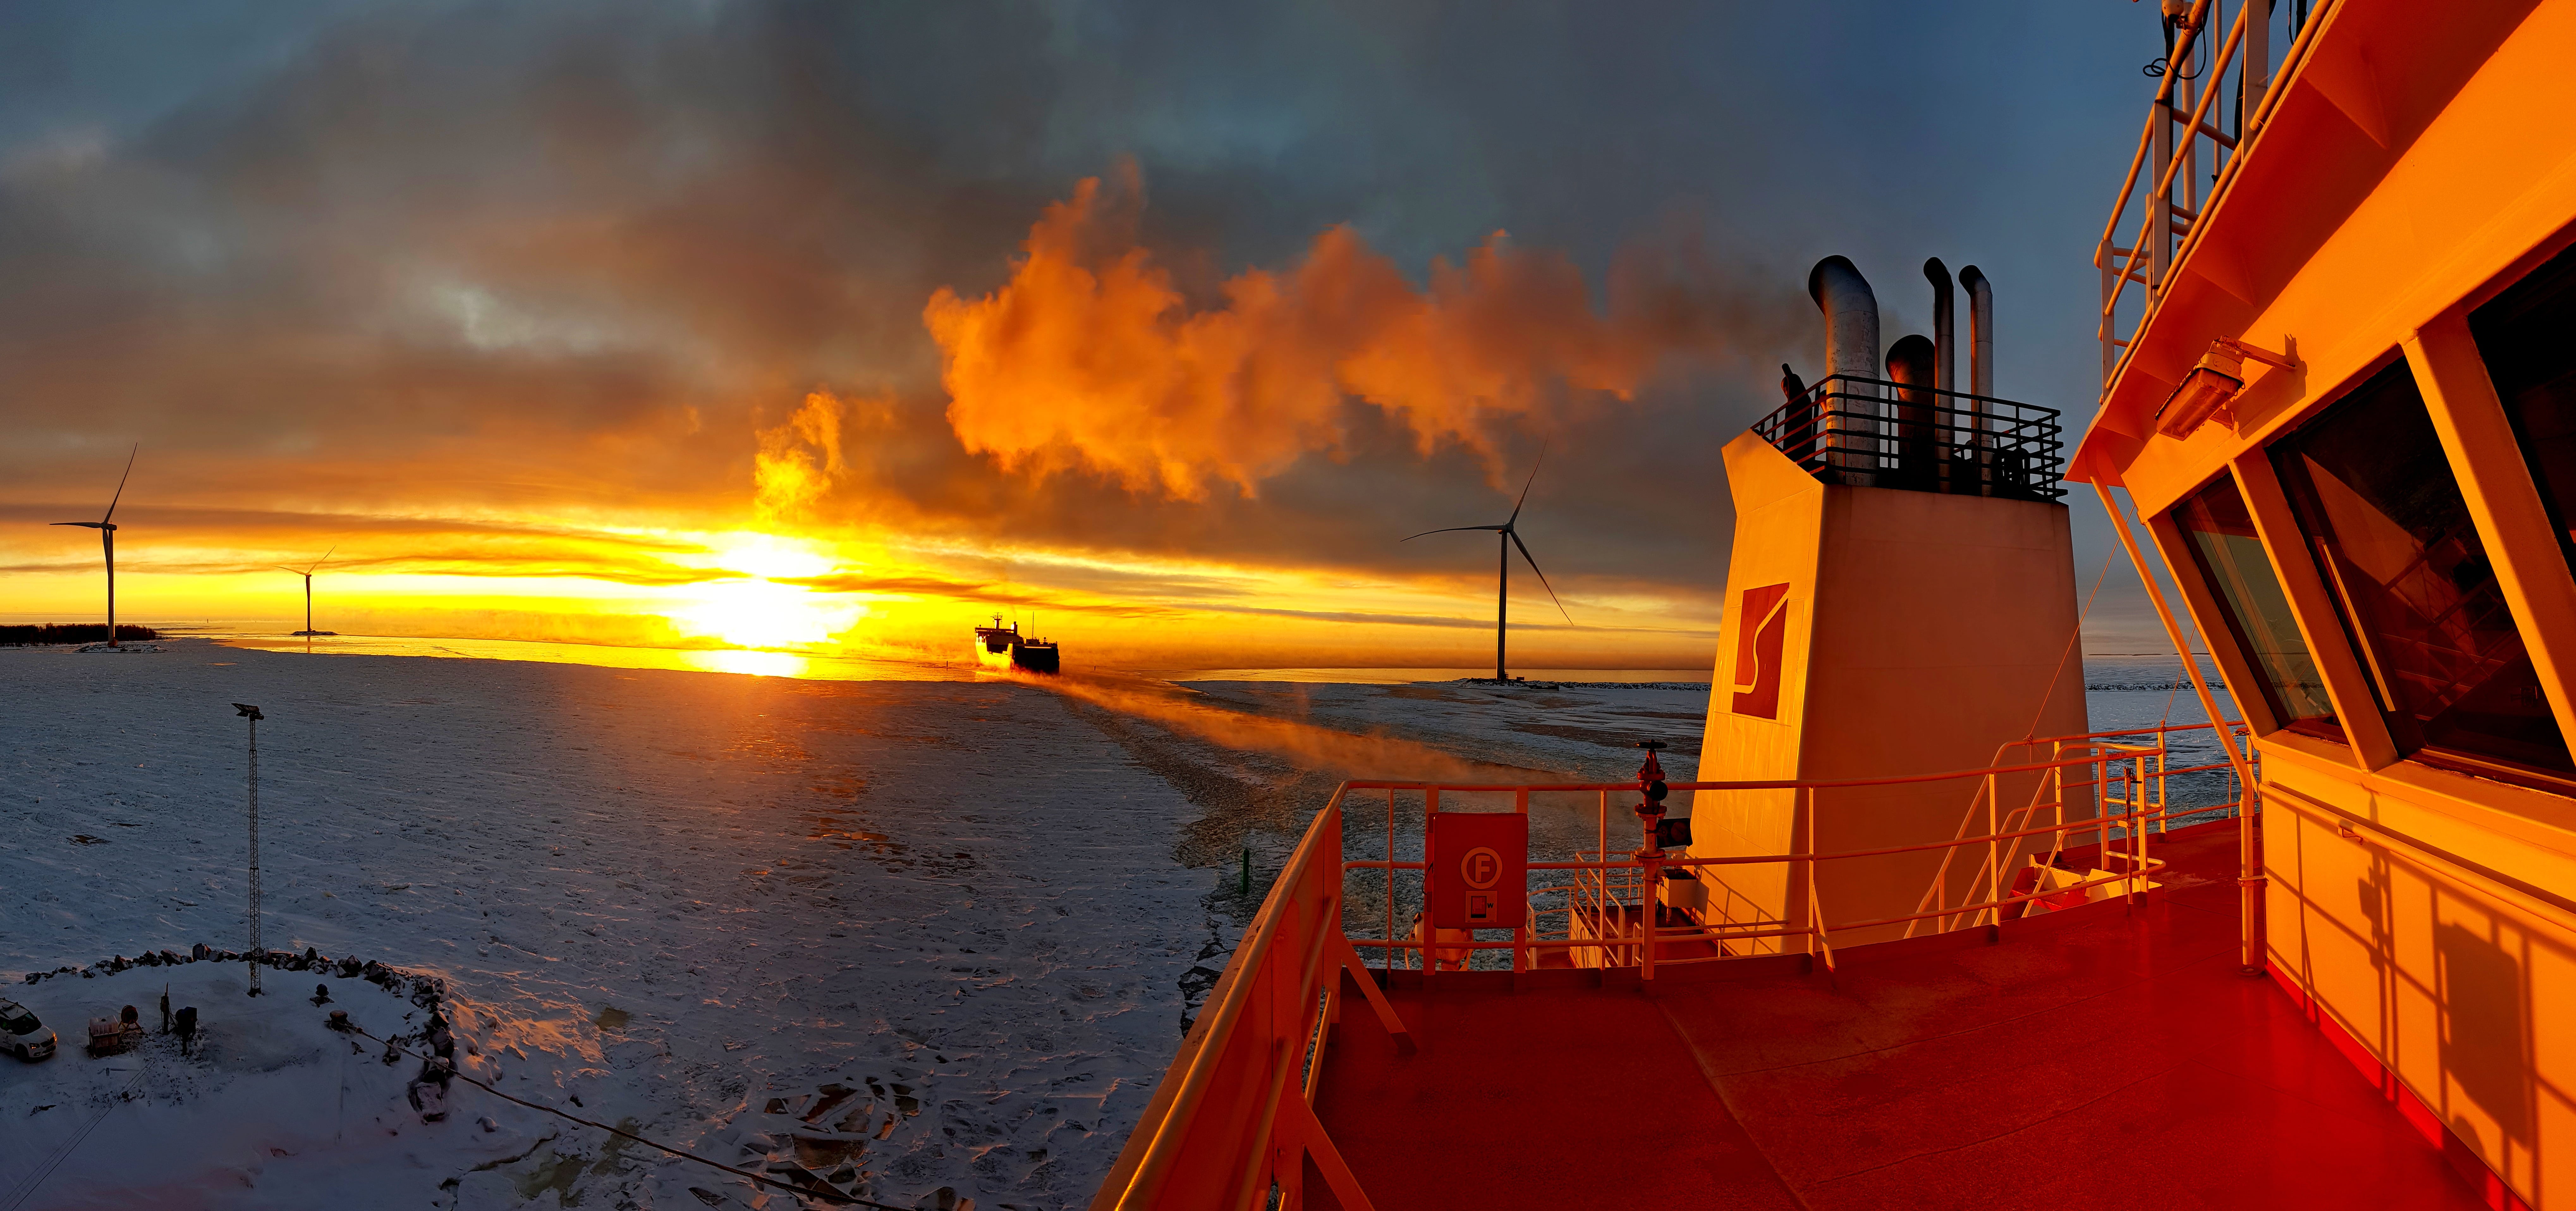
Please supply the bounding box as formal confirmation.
[1426,810,1528,931]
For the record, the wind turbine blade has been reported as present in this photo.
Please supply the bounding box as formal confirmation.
[52,522,104,528]
[1401,524,1507,542]
[276,566,306,576]
[1507,442,1549,525]
[101,444,137,524]
[1510,531,1572,624]
[309,544,337,575]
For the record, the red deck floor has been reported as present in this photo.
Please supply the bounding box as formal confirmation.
[1312,820,2490,1210]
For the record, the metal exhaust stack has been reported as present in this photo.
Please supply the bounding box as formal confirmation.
[1924,259,1956,395]
[1960,266,1994,469]
[1959,265,1994,398]
[1885,333,1937,478]
[1807,257,1880,469]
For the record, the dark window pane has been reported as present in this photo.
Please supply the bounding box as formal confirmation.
[2272,361,2573,779]
[2173,477,2340,735]
[2472,240,2576,571]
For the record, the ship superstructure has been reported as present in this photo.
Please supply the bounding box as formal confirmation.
[974,615,1061,674]
[1092,3,2566,1207]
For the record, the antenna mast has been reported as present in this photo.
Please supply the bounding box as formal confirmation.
[234,703,264,996]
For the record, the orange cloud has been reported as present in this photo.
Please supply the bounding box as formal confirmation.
[926,168,1775,500]
[754,391,855,524]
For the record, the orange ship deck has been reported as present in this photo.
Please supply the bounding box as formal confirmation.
[1312,821,2490,1210]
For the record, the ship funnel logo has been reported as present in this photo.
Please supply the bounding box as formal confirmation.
[1733,583,1792,719]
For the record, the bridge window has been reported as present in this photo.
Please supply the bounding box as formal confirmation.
[2272,361,2573,782]
[2472,241,2576,574]
[2175,476,2339,737]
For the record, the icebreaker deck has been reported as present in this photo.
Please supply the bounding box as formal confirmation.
[1312,821,2485,1210]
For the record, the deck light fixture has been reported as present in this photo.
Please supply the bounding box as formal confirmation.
[2153,336,2296,439]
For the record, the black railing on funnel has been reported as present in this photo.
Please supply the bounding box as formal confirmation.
[1751,373,2066,499]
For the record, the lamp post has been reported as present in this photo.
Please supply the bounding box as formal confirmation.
[233,703,264,997]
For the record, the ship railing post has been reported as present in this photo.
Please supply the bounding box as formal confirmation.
[2149,97,2173,294]
[2179,60,2198,223]
[2134,752,2152,900]
[2098,749,2113,876]
[2241,0,2269,146]
[2154,731,2169,835]
[1513,787,1529,975]
[1597,789,1609,967]
[2099,238,2117,388]
[1800,786,1816,961]
[1803,787,1834,972]
[1424,787,1438,985]
[1981,774,2000,927]
[1640,817,1659,984]
[2052,742,2067,879]
[1384,788,1396,978]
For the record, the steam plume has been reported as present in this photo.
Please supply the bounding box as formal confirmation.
[1038,671,1498,782]
[926,169,1779,500]
[754,392,852,523]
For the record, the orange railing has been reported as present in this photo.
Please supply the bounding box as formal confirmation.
[2094,0,2336,392]
[1906,720,2256,936]
[1339,722,2250,980]
[1092,722,2254,1210]
[1087,785,1409,1211]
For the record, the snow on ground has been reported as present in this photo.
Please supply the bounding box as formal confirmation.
[0,640,1219,1210]
[0,632,2213,1209]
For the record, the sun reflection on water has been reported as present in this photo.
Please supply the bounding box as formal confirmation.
[218,631,967,683]
[685,648,810,678]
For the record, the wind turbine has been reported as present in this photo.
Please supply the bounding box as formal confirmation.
[277,546,337,636]
[50,445,138,649]
[1403,448,1573,682]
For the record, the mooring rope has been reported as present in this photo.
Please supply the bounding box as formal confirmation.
[2,1068,147,1211]
[346,1024,906,1210]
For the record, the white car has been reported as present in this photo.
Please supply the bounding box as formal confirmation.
[0,1000,56,1061]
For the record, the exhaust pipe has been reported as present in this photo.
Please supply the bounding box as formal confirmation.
[1924,259,1956,395]
[1959,265,1993,398]
[1960,265,1996,486]
[1807,257,1880,471]
[1885,333,1937,479]
[1807,256,1881,385]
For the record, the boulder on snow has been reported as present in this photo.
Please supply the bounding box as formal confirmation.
[407,1078,448,1122]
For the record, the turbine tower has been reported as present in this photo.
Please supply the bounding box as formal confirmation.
[50,446,137,650]
[1403,448,1572,682]
[278,546,336,636]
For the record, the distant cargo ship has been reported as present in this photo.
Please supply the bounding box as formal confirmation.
[973,616,1060,674]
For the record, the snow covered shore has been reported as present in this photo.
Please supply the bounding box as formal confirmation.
[0,641,1217,1210]
[0,640,1718,1209]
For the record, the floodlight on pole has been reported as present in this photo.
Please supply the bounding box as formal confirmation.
[234,703,264,997]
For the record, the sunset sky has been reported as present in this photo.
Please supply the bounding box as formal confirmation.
[0,2,2177,672]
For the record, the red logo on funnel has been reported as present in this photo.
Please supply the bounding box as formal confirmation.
[1733,583,1791,719]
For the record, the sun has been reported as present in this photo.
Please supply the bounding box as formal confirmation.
[668,533,862,650]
